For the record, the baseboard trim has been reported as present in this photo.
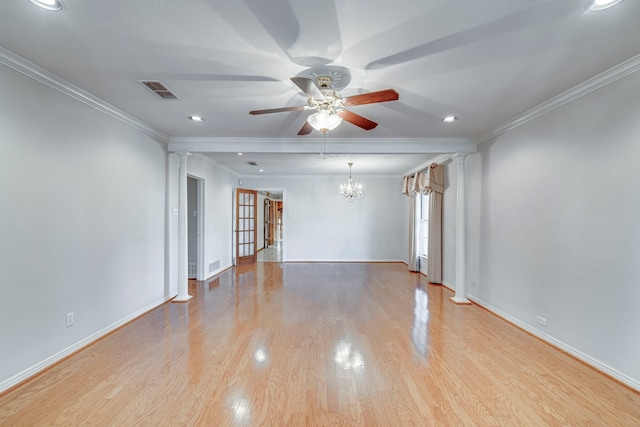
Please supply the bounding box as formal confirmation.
[204,263,233,281]
[0,295,173,394]
[441,281,456,292]
[466,294,640,393]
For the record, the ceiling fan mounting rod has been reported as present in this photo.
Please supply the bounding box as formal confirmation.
[316,75,333,88]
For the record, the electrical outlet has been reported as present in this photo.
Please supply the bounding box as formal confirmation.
[537,315,547,327]
[66,312,74,327]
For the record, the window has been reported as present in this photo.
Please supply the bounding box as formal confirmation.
[419,193,429,258]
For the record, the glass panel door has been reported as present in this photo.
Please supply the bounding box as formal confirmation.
[236,188,257,265]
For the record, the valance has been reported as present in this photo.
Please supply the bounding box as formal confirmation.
[402,163,444,196]
[416,163,444,194]
[401,174,417,197]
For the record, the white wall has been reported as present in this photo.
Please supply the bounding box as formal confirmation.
[184,155,238,279]
[461,70,640,388]
[0,63,168,390]
[242,175,408,262]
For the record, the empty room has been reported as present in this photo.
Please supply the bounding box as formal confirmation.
[1,0,639,425]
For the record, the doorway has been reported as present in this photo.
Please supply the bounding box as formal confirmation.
[187,175,205,280]
[258,190,284,263]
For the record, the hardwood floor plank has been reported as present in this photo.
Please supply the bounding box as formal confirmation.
[1,262,639,426]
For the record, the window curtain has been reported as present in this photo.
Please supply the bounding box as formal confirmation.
[403,174,419,271]
[416,164,444,284]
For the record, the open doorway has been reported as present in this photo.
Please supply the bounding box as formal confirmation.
[257,190,284,263]
[187,175,205,279]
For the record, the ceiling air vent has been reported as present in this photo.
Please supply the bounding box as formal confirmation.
[248,162,258,166]
[139,80,179,100]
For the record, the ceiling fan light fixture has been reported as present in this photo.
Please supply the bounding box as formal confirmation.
[587,0,622,11]
[29,0,64,11]
[307,111,342,134]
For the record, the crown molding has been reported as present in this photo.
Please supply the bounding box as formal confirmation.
[0,47,169,144]
[168,137,477,154]
[478,52,640,144]
[403,153,455,176]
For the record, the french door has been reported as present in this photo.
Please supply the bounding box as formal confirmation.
[235,188,257,265]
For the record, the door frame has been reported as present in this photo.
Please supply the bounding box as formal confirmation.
[187,174,206,281]
[254,188,286,262]
[234,188,258,265]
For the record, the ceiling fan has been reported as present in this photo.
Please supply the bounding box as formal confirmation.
[249,76,399,135]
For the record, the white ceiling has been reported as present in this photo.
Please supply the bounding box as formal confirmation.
[1,0,639,175]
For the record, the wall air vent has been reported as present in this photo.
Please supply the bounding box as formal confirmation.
[139,80,179,100]
[248,161,258,166]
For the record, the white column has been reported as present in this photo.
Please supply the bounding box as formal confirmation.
[451,153,471,305]
[173,151,192,302]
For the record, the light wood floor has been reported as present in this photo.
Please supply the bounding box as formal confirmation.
[1,263,639,426]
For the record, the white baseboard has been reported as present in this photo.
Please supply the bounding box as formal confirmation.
[204,263,233,280]
[0,296,172,394]
[441,281,455,292]
[466,294,640,392]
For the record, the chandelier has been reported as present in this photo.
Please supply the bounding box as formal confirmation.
[340,162,363,202]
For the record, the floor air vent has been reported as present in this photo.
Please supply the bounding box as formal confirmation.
[140,80,179,100]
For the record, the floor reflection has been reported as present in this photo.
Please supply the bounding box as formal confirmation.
[258,240,282,262]
[334,341,365,371]
[412,286,429,357]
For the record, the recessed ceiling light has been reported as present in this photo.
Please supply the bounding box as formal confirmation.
[258,169,264,173]
[29,0,64,11]
[237,152,243,156]
[188,115,204,122]
[442,116,457,123]
[587,0,623,11]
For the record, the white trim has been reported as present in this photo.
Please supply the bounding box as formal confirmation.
[0,47,169,144]
[0,296,173,394]
[441,281,456,292]
[478,52,640,143]
[403,153,454,176]
[169,137,477,154]
[466,294,640,393]
[204,263,234,281]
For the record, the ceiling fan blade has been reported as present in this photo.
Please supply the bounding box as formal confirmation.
[249,105,307,115]
[338,110,378,130]
[297,121,314,135]
[290,77,325,99]
[343,89,399,107]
